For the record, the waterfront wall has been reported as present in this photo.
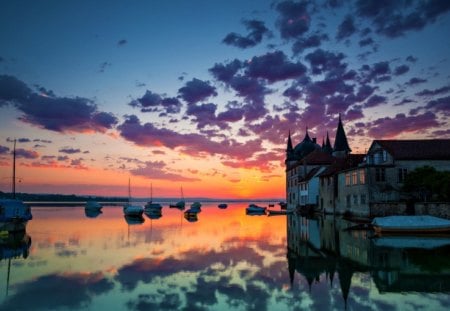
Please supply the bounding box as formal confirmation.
[370,202,450,219]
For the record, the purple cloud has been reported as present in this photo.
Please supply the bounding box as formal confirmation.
[117,39,127,46]
[222,19,270,49]
[394,64,410,75]
[0,75,118,133]
[178,78,217,105]
[246,51,307,83]
[118,115,263,159]
[275,1,311,39]
[425,96,450,115]
[129,90,181,114]
[359,37,374,47]
[59,148,81,154]
[186,103,220,129]
[406,77,427,86]
[336,15,356,40]
[364,94,387,108]
[367,111,439,138]
[416,85,450,97]
[130,161,200,182]
[209,59,242,83]
[305,49,346,75]
[0,145,10,154]
[15,148,39,159]
[292,33,328,54]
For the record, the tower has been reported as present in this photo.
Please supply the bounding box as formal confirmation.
[332,114,351,158]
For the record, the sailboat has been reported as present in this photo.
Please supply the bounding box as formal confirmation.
[144,183,162,210]
[169,186,185,209]
[123,178,143,217]
[0,139,33,230]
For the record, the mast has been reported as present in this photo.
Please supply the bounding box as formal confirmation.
[12,139,16,199]
[181,186,184,201]
[150,183,153,203]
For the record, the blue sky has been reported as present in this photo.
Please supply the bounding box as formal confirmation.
[0,0,449,197]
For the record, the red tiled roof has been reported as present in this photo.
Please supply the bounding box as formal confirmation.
[372,140,450,160]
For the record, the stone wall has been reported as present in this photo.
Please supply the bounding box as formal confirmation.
[370,202,450,219]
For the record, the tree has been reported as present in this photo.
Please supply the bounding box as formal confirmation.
[403,166,450,201]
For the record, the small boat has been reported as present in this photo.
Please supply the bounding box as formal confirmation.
[279,202,287,210]
[189,201,202,212]
[268,203,275,207]
[246,204,266,214]
[144,208,162,220]
[85,200,102,210]
[372,215,450,234]
[169,186,185,209]
[0,140,32,227]
[123,178,143,217]
[144,183,162,210]
[218,203,228,209]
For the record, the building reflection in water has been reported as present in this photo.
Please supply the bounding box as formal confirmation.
[287,213,450,307]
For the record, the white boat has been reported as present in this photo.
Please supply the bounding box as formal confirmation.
[123,178,143,217]
[144,184,162,210]
[218,203,228,209]
[246,204,266,214]
[169,186,185,209]
[85,200,102,210]
[0,139,32,225]
[372,215,450,234]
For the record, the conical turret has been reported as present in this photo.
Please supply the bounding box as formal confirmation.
[333,114,351,158]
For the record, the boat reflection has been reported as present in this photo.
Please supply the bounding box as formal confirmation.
[124,215,145,225]
[287,213,450,302]
[84,208,102,218]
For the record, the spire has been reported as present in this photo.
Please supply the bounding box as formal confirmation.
[333,114,351,157]
[303,126,312,142]
[323,132,333,154]
[321,137,325,148]
[287,130,293,152]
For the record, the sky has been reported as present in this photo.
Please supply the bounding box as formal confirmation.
[0,0,449,199]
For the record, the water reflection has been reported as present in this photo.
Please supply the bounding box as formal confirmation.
[0,205,448,310]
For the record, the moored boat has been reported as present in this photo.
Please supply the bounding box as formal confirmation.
[246,204,266,214]
[123,178,144,217]
[190,201,201,212]
[144,183,162,210]
[85,200,102,210]
[372,215,450,234]
[218,203,228,209]
[169,186,185,209]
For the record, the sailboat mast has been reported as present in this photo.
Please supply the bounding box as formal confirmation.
[12,139,16,199]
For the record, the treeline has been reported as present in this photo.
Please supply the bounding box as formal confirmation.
[403,166,450,202]
[0,191,126,202]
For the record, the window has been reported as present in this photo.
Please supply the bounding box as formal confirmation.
[353,195,358,205]
[359,169,365,184]
[352,171,358,185]
[361,194,366,205]
[375,168,386,182]
[345,173,351,186]
[398,168,408,183]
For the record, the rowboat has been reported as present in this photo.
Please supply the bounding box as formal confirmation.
[372,215,450,234]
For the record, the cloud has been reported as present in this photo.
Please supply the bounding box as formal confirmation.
[405,77,427,86]
[99,61,111,73]
[425,96,450,115]
[367,111,439,138]
[0,75,118,133]
[275,1,311,39]
[15,148,39,159]
[305,49,346,75]
[246,51,307,83]
[359,37,374,47]
[292,33,328,54]
[336,15,356,40]
[117,39,127,46]
[186,102,221,129]
[129,90,182,114]
[222,19,270,48]
[394,64,409,76]
[364,94,386,108]
[209,59,242,83]
[0,145,10,154]
[59,147,81,154]
[178,78,217,105]
[360,61,391,83]
[130,161,200,182]
[355,0,450,38]
[118,115,263,159]
[416,85,450,97]
[406,55,418,63]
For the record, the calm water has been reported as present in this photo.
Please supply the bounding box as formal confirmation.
[1,203,449,311]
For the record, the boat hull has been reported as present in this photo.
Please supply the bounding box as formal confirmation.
[372,215,450,235]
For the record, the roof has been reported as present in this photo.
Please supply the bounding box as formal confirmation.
[302,149,335,165]
[371,140,450,160]
[319,154,365,177]
[333,115,351,153]
[299,166,322,182]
